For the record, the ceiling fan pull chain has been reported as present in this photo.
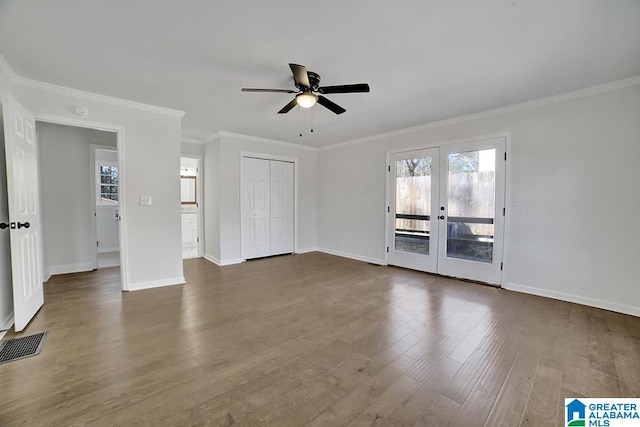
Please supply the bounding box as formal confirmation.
[310,107,314,133]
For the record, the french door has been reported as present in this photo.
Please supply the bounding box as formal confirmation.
[387,137,506,285]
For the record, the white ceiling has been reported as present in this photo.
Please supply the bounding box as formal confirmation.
[1,1,639,147]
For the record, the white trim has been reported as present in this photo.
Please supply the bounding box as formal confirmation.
[204,132,221,144]
[13,76,185,118]
[204,254,243,266]
[0,54,17,81]
[126,277,185,291]
[317,247,386,266]
[503,282,640,318]
[48,262,96,276]
[320,75,640,152]
[221,131,317,152]
[0,311,14,339]
[295,247,318,254]
[181,137,204,144]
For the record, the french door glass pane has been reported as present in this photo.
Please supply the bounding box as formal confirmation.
[446,149,495,263]
[395,157,432,255]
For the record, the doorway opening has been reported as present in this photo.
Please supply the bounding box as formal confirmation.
[180,156,203,259]
[37,122,121,279]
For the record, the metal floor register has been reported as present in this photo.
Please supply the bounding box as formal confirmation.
[0,331,49,365]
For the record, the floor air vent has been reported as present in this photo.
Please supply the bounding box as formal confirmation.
[0,331,49,365]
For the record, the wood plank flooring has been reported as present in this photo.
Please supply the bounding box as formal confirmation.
[1,252,639,426]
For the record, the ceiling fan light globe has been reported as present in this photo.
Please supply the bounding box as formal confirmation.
[296,92,317,108]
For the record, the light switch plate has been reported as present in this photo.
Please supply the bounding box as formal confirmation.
[139,195,152,206]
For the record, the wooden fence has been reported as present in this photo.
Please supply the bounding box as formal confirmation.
[395,171,495,235]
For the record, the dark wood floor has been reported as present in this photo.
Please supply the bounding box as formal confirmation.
[2,253,639,426]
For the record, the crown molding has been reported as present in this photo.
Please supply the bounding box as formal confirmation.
[11,75,185,118]
[0,54,17,82]
[218,130,317,152]
[203,131,221,143]
[320,75,640,151]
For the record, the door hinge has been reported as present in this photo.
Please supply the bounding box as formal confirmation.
[387,206,390,213]
[386,246,389,253]
[500,262,503,270]
[96,241,99,247]
[387,165,390,172]
[503,207,506,216]
[197,237,199,242]
[504,152,507,161]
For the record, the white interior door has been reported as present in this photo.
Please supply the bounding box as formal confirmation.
[2,94,44,332]
[387,148,439,273]
[436,138,506,285]
[241,157,270,259]
[269,160,294,256]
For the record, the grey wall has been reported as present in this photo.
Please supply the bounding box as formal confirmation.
[203,133,318,265]
[37,122,116,277]
[317,84,640,316]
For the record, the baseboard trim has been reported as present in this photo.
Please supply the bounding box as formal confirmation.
[295,247,318,254]
[0,312,14,339]
[503,282,640,317]
[316,248,386,266]
[48,262,95,276]
[126,276,185,292]
[204,254,244,266]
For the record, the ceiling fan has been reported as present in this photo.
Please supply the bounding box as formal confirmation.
[241,63,370,115]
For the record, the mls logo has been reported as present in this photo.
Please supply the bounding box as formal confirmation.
[566,399,586,426]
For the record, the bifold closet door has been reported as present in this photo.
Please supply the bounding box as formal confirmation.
[242,157,271,259]
[241,157,294,260]
[270,160,294,255]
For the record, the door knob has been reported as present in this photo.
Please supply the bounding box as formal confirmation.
[438,215,445,220]
[0,222,9,230]
[17,222,30,229]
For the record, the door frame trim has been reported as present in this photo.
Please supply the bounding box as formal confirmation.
[33,113,129,291]
[240,151,298,260]
[384,131,511,286]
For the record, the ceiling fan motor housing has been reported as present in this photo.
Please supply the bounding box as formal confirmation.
[298,71,321,91]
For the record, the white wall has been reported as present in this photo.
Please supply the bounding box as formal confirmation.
[317,84,640,316]
[204,132,317,265]
[181,140,204,156]
[204,137,220,262]
[37,122,116,276]
[11,83,185,291]
[0,70,12,333]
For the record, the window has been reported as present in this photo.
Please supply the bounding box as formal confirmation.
[97,161,118,204]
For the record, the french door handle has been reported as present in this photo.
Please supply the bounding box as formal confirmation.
[0,222,9,230]
[17,221,30,229]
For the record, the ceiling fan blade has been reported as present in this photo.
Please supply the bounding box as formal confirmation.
[289,63,310,88]
[277,98,298,114]
[241,88,297,93]
[318,83,370,94]
[317,95,346,115]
